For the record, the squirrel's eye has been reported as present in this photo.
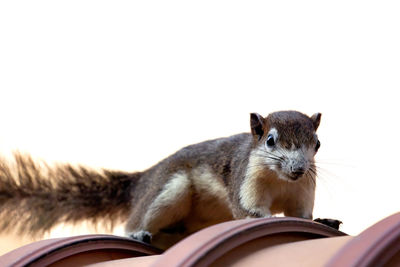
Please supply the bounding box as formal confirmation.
[266,134,275,147]
[315,140,321,151]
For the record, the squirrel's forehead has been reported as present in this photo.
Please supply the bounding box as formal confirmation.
[266,112,315,134]
[266,118,316,148]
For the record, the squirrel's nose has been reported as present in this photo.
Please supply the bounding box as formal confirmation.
[291,167,305,179]
[293,169,305,176]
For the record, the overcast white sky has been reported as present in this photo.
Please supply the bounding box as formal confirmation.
[0,0,399,237]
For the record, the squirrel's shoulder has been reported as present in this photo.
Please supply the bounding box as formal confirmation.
[155,133,252,171]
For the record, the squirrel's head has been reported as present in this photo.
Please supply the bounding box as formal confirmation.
[250,111,321,182]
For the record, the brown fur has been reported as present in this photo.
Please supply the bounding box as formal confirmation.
[0,110,321,249]
[0,154,139,236]
[264,111,319,148]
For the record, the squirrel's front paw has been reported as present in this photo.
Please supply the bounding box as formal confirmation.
[246,208,272,218]
[128,230,152,244]
[314,218,343,230]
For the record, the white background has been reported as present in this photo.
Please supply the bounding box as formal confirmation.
[0,0,399,238]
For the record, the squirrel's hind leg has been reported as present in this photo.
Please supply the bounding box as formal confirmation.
[125,171,192,245]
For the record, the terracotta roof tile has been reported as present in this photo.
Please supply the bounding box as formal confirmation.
[1,213,399,267]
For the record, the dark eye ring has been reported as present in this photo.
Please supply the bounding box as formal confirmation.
[266,134,275,147]
[315,140,321,151]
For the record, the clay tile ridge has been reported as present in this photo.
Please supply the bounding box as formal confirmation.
[2,213,400,267]
[151,217,346,267]
[0,234,161,267]
[326,212,400,267]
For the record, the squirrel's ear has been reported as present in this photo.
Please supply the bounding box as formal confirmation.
[250,113,264,139]
[310,113,321,130]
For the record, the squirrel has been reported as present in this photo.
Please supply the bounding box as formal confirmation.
[0,110,322,249]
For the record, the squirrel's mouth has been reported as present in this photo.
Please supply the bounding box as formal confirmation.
[278,171,304,182]
[288,173,303,181]
[274,165,305,182]
[277,162,307,182]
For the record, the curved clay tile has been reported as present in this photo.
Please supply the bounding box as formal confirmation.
[151,217,346,267]
[3,214,400,267]
[326,212,400,267]
[0,234,161,267]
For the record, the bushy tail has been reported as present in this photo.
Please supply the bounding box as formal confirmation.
[0,153,140,236]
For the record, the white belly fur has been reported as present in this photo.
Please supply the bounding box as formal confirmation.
[183,166,233,233]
